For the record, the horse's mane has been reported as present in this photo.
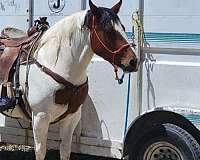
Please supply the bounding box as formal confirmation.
[40,7,122,45]
[40,10,88,44]
[84,7,121,31]
[35,10,89,65]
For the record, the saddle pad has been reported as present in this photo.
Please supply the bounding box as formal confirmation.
[1,27,27,39]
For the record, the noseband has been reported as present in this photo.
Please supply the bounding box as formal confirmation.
[90,16,134,84]
[90,16,132,65]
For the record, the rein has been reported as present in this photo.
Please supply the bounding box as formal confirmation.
[90,16,133,84]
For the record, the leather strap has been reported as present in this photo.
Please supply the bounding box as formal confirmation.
[33,59,88,123]
[34,59,75,87]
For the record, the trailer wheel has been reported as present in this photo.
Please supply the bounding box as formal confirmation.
[129,123,200,160]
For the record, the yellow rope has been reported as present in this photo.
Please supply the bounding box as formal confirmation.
[132,10,145,49]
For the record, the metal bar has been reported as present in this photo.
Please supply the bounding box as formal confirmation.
[124,73,131,135]
[144,47,200,55]
[29,0,34,27]
[81,0,87,10]
[137,0,144,115]
[139,0,144,24]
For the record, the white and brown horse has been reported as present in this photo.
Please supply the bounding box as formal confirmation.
[1,0,138,159]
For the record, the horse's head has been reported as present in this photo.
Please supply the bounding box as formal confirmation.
[86,0,139,73]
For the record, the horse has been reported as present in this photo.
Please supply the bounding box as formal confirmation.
[0,0,138,159]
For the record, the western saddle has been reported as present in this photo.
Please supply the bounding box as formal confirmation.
[0,17,49,117]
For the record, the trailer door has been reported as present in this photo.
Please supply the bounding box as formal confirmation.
[0,0,29,31]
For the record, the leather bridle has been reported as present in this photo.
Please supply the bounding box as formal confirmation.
[90,16,135,84]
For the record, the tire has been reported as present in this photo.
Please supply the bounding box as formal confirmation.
[129,123,200,160]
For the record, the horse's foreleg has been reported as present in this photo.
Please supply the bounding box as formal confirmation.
[59,107,82,160]
[32,112,50,160]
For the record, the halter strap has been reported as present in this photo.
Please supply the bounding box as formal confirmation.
[90,16,132,65]
[90,16,134,84]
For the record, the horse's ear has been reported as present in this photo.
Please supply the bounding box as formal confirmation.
[89,0,101,17]
[111,0,122,14]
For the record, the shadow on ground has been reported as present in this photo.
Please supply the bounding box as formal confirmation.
[0,150,117,160]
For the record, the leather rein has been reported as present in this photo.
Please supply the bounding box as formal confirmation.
[90,16,135,84]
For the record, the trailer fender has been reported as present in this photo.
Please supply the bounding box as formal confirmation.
[122,110,200,158]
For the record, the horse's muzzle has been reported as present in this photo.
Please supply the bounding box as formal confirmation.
[127,58,139,72]
[121,59,139,73]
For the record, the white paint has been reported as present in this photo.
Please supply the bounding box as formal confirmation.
[0,0,29,31]
[144,0,200,33]
[155,60,200,67]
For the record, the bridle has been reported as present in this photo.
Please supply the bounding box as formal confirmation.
[90,16,135,84]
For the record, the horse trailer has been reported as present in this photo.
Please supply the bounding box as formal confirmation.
[0,0,200,159]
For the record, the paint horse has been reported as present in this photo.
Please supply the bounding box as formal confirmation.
[0,0,138,160]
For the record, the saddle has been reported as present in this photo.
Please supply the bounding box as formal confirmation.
[0,17,89,123]
[0,17,49,114]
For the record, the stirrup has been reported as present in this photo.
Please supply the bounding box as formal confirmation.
[0,96,15,112]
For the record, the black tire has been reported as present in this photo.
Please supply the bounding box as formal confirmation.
[129,123,200,160]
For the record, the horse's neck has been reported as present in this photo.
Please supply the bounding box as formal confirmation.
[37,11,93,85]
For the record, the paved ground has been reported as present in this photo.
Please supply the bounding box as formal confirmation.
[0,144,117,160]
[0,150,117,160]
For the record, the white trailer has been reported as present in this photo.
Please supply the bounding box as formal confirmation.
[0,0,200,160]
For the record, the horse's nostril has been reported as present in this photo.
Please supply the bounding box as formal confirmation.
[129,59,137,66]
